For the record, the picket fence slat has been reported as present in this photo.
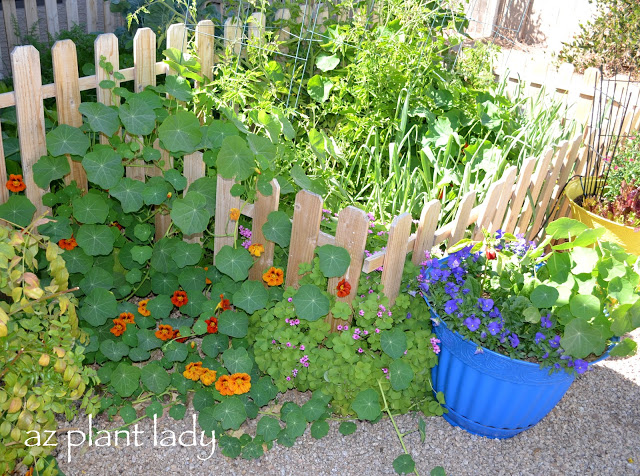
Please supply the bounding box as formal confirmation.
[285,190,323,288]
[151,140,172,241]
[167,23,188,70]
[3,0,19,51]
[94,33,120,146]
[44,0,59,36]
[213,176,242,264]
[412,199,441,265]
[86,0,98,32]
[473,179,503,240]
[490,165,518,233]
[66,0,79,26]
[11,46,48,218]
[196,20,216,83]
[515,148,554,235]
[450,191,476,245]
[182,152,206,243]
[224,17,243,56]
[574,68,600,126]
[503,156,537,234]
[248,180,281,282]
[326,206,369,331]
[380,213,412,305]
[0,122,7,205]
[24,0,38,32]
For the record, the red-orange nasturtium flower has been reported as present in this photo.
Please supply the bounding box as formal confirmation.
[204,266,212,284]
[200,369,217,386]
[171,290,188,307]
[215,294,231,312]
[229,208,240,221]
[230,373,251,394]
[248,243,264,257]
[155,324,175,341]
[173,329,188,343]
[205,316,218,334]
[215,375,237,396]
[137,299,151,317]
[119,312,135,324]
[262,267,284,286]
[58,236,78,251]
[110,318,127,337]
[6,174,26,193]
[183,361,206,381]
[336,279,351,298]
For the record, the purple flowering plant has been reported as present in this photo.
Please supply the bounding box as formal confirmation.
[418,218,640,374]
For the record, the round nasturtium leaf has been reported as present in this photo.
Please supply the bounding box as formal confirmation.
[185,177,217,214]
[380,329,407,360]
[110,177,145,213]
[178,267,206,293]
[150,238,178,273]
[38,217,72,243]
[569,294,601,320]
[165,75,193,102]
[164,341,188,362]
[0,195,36,228]
[338,421,357,435]
[32,155,71,189]
[311,420,330,439]
[316,53,340,72]
[172,241,203,268]
[222,347,253,374]
[164,169,187,191]
[256,416,280,442]
[146,295,173,320]
[100,339,129,361]
[351,388,381,421]
[389,360,414,391]
[249,378,278,408]
[213,396,247,430]
[262,210,292,248]
[80,288,117,326]
[131,245,153,264]
[76,224,115,256]
[201,333,228,358]
[72,193,109,224]
[62,247,93,274]
[141,361,171,393]
[215,246,253,282]
[530,284,559,309]
[292,284,330,321]
[217,135,254,181]
[46,124,90,157]
[217,310,249,338]
[142,176,171,205]
[560,318,607,359]
[207,120,239,149]
[110,362,142,398]
[151,271,179,295]
[316,244,351,278]
[78,102,121,137]
[233,281,269,314]
[158,110,202,153]
[169,404,187,421]
[283,408,306,439]
[171,194,210,236]
[79,267,114,293]
[545,218,589,240]
[133,223,153,242]
[82,145,124,189]
[393,454,416,475]
[128,347,151,362]
[119,96,156,136]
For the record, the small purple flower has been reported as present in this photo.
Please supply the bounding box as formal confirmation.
[444,299,459,314]
[382,368,388,374]
[300,345,305,351]
[363,330,368,335]
[292,369,298,377]
[344,325,349,331]
[541,313,553,328]
[272,340,276,344]
[549,335,561,348]
[463,315,481,332]
[287,297,293,302]
[489,307,501,319]
[357,348,363,353]
[480,331,487,339]
[375,328,380,334]
[462,288,471,295]
[542,352,549,359]
[286,376,291,381]
[337,325,343,331]
[359,309,365,316]
[535,332,546,344]
[477,298,494,312]
[509,333,520,348]
[355,328,361,334]
[406,313,412,319]
[487,321,502,335]
[444,282,459,296]
[286,342,292,347]
[352,334,360,340]
[574,359,588,374]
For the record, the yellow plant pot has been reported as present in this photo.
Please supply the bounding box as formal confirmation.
[564,178,640,256]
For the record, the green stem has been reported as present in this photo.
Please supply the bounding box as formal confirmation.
[8,287,79,317]
[124,268,151,301]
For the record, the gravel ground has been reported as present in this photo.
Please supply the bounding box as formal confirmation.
[54,329,640,476]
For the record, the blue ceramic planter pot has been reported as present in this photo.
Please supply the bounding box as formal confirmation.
[430,311,613,439]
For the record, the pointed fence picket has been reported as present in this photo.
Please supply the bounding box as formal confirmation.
[1,22,640,325]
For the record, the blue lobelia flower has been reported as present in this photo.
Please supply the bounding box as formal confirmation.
[489,307,501,319]
[487,320,503,335]
[462,287,471,295]
[534,332,546,344]
[574,359,588,374]
[444,299,459,314]
[477,298,494,312]
[549,335,561,348]
[542,352,549,359]
[496,229,505,239]
[463,315,481,332]
[509,333,520,348]
[444,282,459,296]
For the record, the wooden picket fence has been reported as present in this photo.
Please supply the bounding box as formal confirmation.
[0,20,639,327]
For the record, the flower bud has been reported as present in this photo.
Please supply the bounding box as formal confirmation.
[486,248,497,260]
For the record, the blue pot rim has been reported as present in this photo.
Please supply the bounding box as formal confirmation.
[424,295,617,370]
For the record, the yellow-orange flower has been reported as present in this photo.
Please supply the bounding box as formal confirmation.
[230,373,251,394]
[6,174,26,193]
[110,318,127,337]
[171,290,188,307]
[229,208,240,221]
[262,267,284,286]
[249,243,264,257]
[200,369,217,386]
[137,299,151,317]
[215,294,231,312]
[58,236,78,251]
[183,361,206,381]
[25,467,33,476]
[215,374,237,396]
[204,266,212,284]
[119,312,135,324]
[155,324,175,341]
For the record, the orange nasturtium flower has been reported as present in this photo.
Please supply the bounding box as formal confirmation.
[155,324,175,341]
[230,373,251,394]
[110,318,127,337]
[229,208,240,221]
[137,299,151,317]
[25,467,33,476]
[248,243,264,257]
[58,236,78,251]
[336,279,351,298]
[216,294,231,312]
[6,174,26,193]
[215,375,237,396]
[119,312,135,324]
[204,266,212,284]
[173,329,188,343]
[262,267,284,286]
[171,290,188,307]
[183,361,206,381]
[200,369,217,386]
[205,316,218,334]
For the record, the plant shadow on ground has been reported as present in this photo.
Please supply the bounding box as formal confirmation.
[54,362,640,476]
